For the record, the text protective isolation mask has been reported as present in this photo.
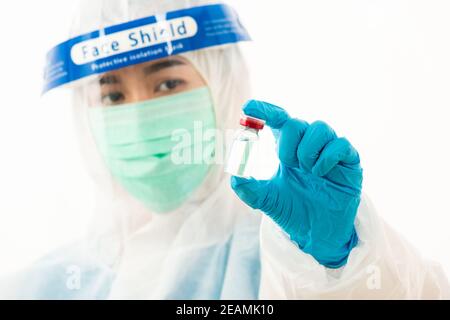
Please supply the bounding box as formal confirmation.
[88,87,217,213]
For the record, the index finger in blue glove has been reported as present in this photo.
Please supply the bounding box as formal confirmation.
[243,100,290,130]
[278,118,309,168]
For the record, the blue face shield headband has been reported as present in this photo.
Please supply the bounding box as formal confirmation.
[43,3,251,93]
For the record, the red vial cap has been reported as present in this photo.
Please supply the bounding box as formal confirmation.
[240,115,266,130]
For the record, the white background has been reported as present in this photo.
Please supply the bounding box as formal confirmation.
[0,0,449,280]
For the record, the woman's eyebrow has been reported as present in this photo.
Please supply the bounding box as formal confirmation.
[99,75,120,85]
[143,58,186,75]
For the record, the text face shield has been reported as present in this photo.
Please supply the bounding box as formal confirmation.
[43,4,250,94]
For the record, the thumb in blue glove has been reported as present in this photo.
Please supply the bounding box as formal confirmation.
[231,100,362,269]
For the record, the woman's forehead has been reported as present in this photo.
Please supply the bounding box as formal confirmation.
[100,56,190,78]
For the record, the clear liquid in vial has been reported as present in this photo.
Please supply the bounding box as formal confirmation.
[225,134,257,178]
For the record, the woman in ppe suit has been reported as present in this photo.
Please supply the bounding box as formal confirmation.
[1,0,448,299]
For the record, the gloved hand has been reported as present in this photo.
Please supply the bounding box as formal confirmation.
[231,100,363,269]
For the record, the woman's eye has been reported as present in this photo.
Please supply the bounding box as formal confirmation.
[101,92,125,106]
[156,79,185,93]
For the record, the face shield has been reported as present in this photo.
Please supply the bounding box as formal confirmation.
[41,0,253,266]
[44,0,250,211]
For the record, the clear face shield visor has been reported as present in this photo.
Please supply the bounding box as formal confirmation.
[84,56,208,108]
[42,3,251,214]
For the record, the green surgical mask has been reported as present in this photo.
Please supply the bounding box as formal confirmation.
[88,87,217,213]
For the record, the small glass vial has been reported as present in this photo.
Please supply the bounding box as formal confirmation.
[225,115,266,178]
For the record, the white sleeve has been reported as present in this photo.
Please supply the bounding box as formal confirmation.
[258,194,450,300]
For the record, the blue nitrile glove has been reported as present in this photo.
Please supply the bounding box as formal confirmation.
[231,100,363,269]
